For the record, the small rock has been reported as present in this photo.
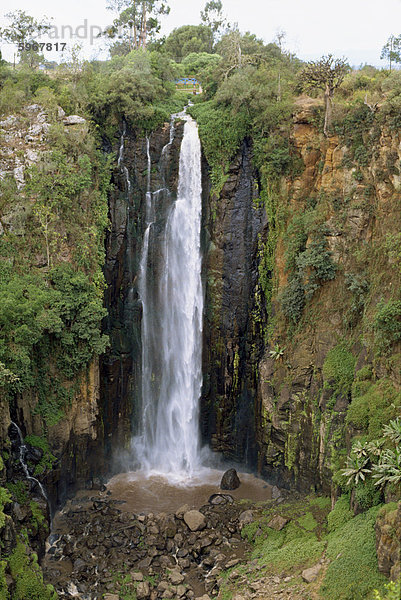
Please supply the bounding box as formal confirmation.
[184,510,206,532]
[29,123,43,136]
[283,576,292,583]
[272,576,280,584]
[104,595,119,600]
[249,581,261,591]
[66,582,80,597]
[301,563,323,583]
[138,557,152,569]
[176,504,190,519]
[225,559,241,569]
[169,569,185,585]
[239,510,254,527]
[26,149,39,163]
[208,494,234,505]
[131,572,144,581]
[64,115,86,125]
[271,485,282,499]
[220,468,240,490]
[136,581,150,599]
[0,115,17,128]
[26,104,41,113]
[176,584,186,597]
[57,106,66,119]
[13,166,25,186]
[267,515,289,531]
[157,581,169,592]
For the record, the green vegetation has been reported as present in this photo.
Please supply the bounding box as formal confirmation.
[347,379,401,439]
[321,505,386,600]
[8,542,57,600]
[373,300,401,352]
[241,496,330,572]
[323,342,356,401]
[0,487,11,528]
[374,580,401,600]
[236,495,387,600]
[327,494,353,532]
[341,418,401,503]
[6,482,28,506]
[24,436,56,476]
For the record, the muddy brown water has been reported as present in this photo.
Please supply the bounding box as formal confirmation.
[105,469,272,514]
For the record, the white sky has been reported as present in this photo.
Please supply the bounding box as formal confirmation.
[0,0,400,67]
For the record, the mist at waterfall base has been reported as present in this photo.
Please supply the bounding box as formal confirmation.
[108,111,271,512]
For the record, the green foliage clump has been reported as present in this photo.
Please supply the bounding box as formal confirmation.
[354,479,382,510]
[8,543,57,600]
[323,342,356,399]
[163,25,214,62]
[373,299,401,352]
[0,487,11,528]
[241,496,330,574]
[87,50,182,136]
[24,436,56,476]
[280,220,337,324]
[347,379,401,439]
[0,560,8,600]
[296,237,337,298]
[320,506,387,600]
[280,275,305,324]
[29,501,47,534]
[374,580,401,600]
[189,99,249,193]
[327,494,353,532]
[6,482,28,505]
[0,266,108,423]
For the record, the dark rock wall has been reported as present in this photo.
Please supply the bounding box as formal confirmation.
[201,138,267,467]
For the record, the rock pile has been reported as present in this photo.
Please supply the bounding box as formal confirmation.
[43,493,251,599]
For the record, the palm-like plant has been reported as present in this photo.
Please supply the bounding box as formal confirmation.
[372,447,401,487]
[352,440,369,459]
[366,439,384,457]
[269,343,285,361]
[382,417,401,445]
[341,453,371,486]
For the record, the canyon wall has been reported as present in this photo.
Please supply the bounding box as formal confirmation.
[200,98,401,494]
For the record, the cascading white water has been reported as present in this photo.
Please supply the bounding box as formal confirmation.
[11,422,51,511]
[133,115,204,478]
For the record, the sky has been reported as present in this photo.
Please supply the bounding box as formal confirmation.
[0,0,400,67]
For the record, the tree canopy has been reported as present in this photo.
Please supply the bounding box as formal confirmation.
[163,25,214,62]
[300,54,349,135]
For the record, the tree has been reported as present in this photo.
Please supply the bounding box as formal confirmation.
[200,0,227,48]
[215,31,266,80]
[164,25,214,62]
[105,0,170,52]
[0,11,51,66]
[300,54,349,136]
[381,34,401,71]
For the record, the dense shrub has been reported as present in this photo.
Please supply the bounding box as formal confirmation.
[323,342,356,398]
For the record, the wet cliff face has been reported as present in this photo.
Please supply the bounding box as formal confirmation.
[255,99,401,493]
[100,121,184,465]
[201,138,267,466]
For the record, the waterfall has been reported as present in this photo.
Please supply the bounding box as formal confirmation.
[11,422,51,511]
[133,115,204,478]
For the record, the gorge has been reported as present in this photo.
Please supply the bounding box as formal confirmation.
[0,28,400,600]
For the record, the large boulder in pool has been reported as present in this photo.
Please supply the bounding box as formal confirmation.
[220,468,240,490]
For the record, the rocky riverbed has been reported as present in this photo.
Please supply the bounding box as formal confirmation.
[42,477,292,600]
